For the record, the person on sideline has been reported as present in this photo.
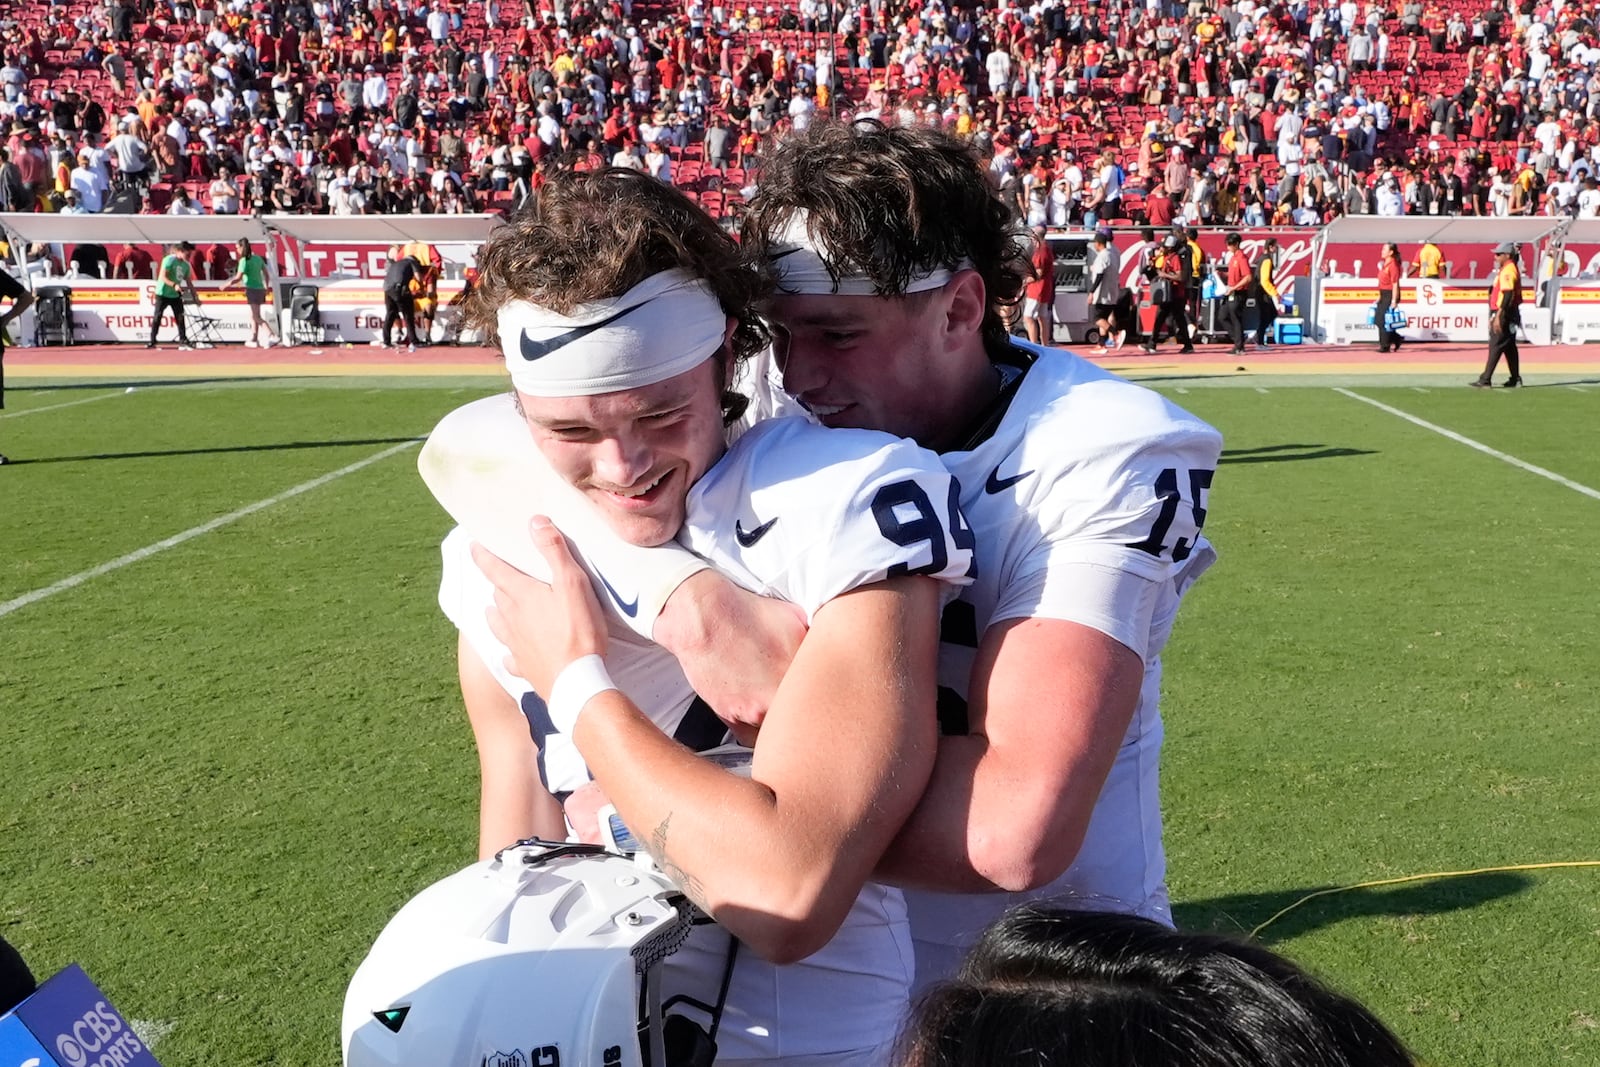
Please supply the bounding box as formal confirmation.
[220,238,280,348]
[1022,224,1056,346]
[486,120,1224,993]
[1144,232,1195,353]
[1407,238,1450,279]
[1087,230,1126,349]
[1375,242,1403,354]
[1219,232,1253,356]
[148,241,197,350]
[0,264,35,465]
[1254,237,1282,346]
[379,244,420,350]
[895,906,1417,1067]
[1473,242,1523,388]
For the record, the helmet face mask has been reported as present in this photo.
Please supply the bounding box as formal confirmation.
[343,841,695,1067]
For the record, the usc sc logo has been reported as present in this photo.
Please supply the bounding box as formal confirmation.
[1415,280,1445,307]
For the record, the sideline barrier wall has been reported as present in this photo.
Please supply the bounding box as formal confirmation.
[1552,280,1600,345]
[13,278,472,346]
[1315,279,1555,345]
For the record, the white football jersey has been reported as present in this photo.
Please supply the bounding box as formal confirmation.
[436,412,973,1062]
[902,340,1223,989]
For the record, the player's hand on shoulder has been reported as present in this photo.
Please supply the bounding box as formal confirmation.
[654,569,807,739]
[473,517,608,695]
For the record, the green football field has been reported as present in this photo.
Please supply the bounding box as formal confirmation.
[2,372,1596,1066]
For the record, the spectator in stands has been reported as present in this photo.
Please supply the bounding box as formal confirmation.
[705,114,730,169]
[111,243,153,280]
[71,243,111,279]
[209,167,239,215]
[167,186,203,215]
[894,907,1416,1067]
[69,150,110,213]
[644,138,672,184]
[106,120,150,189]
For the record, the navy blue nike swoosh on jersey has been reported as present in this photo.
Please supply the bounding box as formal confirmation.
[596,571,638,617]
[519,305,637,363]
[985,466,1034,494]
[734,517,778,547]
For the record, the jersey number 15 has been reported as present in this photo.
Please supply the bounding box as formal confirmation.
[1129,467,1214,562]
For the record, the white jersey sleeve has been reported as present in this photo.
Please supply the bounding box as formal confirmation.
[679,418,975,620]
[945,347,1222,666]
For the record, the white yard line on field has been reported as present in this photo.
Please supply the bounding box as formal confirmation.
[0,440,420,620]
[130,1019,177,1049]
[1335,388,1600,503]
[0,391,120,419]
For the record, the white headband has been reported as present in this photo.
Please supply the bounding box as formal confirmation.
[768,210,963,296]
[498,269,727,397]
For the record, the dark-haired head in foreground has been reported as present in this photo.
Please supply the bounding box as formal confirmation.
[898,907,1416,1067]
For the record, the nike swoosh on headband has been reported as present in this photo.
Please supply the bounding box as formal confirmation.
[769,247,805,261]
[518,304,641,363]
[596,570,639,617]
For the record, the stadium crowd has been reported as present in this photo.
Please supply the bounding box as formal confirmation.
[1,0,1600,239]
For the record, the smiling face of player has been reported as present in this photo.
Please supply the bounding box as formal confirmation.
[517,356,730,548]
[766,274,992,452]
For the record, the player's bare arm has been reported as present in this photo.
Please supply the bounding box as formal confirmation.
[651,568,807,743]
[874,616,1147,893]
[476,522,942,965]
[456,634,566,857]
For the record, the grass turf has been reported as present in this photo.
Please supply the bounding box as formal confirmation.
[2,377,1597,1065]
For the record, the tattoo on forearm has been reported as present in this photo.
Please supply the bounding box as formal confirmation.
[650,812,709,911]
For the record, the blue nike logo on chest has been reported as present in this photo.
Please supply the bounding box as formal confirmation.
[596,570,638,616]
[735,517,778,547]
[985,464,1034,494]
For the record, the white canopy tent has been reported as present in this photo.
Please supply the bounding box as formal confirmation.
[0,212,503,248]
[257,214,505,280]
[1308,216,1577,329]
[259,214,505,246]
[1310,215,1572,282]
[0,212,507,287]
[0,213,275,247]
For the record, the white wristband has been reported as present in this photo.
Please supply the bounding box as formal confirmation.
[548,654,618,735]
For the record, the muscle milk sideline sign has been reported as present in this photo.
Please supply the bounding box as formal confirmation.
[0,965,159,1067]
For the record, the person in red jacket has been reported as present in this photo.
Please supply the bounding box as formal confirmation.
[1219,232,1254,355]
[1375,242,1403,353]
[1022,223,1057,345]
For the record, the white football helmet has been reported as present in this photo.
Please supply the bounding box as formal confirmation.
[343,841,695,1067]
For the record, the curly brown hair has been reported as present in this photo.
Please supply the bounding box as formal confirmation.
[464,168,769,421]
[740,120,1032,350]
